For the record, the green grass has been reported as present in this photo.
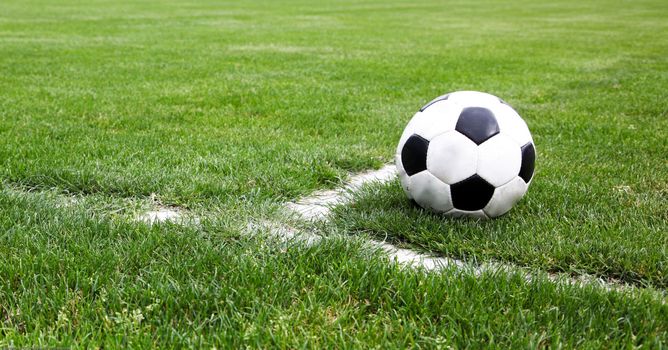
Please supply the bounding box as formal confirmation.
[1,0,667,347]
[331,179,667,288]
[1,191,666,348]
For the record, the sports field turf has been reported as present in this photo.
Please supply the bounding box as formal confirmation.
[1,0,667,347]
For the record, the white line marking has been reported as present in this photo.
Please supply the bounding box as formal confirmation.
[286,164,397,221]
[270,164,663,295]
[118,163,661,295]
[137,207,184,224]
[376,241,468,271]
[254,219,645,293]
[138,209,202,226]
[249,221,323,247]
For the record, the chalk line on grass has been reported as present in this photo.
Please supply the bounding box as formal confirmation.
[257,220,644,293]
[279,164,471,271]
[285,164,397,221]
[272,165,483,273]
[138,207,184,225]
[253,218,638,293]
[271,164,662,295]
[125,163,662,295]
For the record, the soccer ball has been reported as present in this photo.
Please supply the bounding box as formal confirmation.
[396,91,535,219]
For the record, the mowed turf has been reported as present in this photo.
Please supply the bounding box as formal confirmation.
[0,191,666,347]
[0,0,667,347]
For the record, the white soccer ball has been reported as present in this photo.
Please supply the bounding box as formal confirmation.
[396,91,536,219]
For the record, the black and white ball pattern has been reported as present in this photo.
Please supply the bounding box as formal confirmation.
[396,91,536,219]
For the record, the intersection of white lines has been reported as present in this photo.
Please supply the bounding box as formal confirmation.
[132,164,660,296]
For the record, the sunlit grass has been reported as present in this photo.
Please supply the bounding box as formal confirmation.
[0,0,666,347]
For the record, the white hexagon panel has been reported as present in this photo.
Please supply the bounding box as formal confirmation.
[426,131,478,185]
[483,177,528,218]
[477,134,522,187]
[408,171,453,213]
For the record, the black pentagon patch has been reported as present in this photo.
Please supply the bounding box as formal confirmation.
[455,107,500,145]
[419,93,450,112]
[451,174,495,211]
[519,142,536,183]
[401,134,429,176]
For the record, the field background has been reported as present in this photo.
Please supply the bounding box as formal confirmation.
[1,0,666,347]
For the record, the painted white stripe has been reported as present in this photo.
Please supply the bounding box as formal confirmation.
[286,164,397,221]
[138,207,183,224]
[272,164,659,295]
[375,241,468,271]
[254,219,643,293]
[126,163,661,295]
